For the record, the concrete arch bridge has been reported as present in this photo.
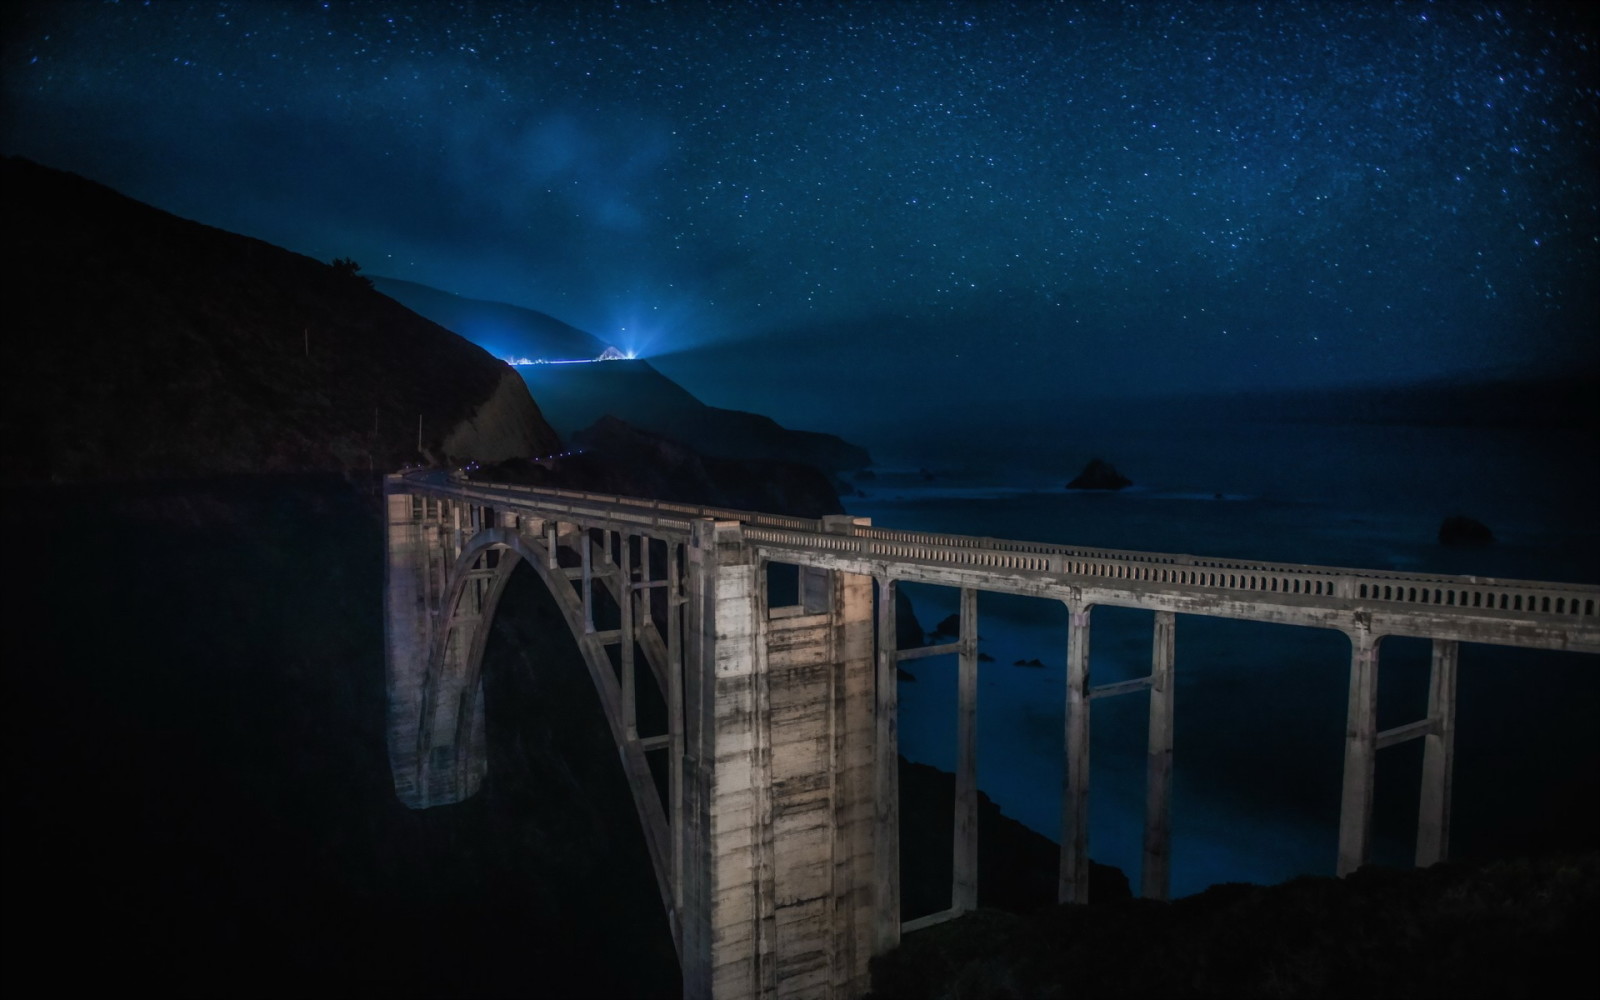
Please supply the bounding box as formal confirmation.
[384,471,1600,1000]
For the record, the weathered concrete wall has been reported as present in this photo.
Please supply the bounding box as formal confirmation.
[678,520,878,999]
[384,491,431,808]
[385,489,492,808]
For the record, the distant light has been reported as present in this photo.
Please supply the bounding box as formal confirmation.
[505,344,638,367]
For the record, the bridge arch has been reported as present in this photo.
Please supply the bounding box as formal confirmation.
[417,524,676,926]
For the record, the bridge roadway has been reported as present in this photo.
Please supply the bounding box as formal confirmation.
[386,469,1599,1000]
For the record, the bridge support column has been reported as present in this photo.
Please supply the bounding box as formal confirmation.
[385,488,434,808]
[953,587,979,913]
[582,528,595,633]
[1416,639,1458,867]
[682,519,770,998]
[384,484,494,808]
[680,519,878,999]
[1060,603,1092,903]
[1337,626,1383,876]
[1142,611,1176,901]
[874,576,901,952]
[622,535,637,739]
[668,539,686,943]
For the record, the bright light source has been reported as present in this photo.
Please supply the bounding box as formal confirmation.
[505,345,637,367]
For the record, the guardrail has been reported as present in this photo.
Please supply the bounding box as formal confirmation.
[406,472,1600,629]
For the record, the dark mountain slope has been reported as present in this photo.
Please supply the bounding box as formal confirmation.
[473,414,846,519]
[1,157,560,483]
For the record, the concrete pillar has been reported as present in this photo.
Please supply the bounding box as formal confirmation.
[582,528,594,634]
[1142,611,1175,901]
[639,532,654,630]
[668,540,686,944]
[874,576,901,951]
[1416,638,1458,868]
[1337,625,1382,876]
[1060,603,1092,903]
[384,488,432,808]
[622,533,637,740]
[953,586,979,912]
[681,519,771,999]
[829,566,877,995]
[384,485,491,810]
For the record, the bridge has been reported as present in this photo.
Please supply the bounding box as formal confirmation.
[383,470,1600,999]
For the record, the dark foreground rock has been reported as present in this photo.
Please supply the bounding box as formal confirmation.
[870,852,1599,999]
[1066,458,1132,490]
[6,477,679,998]
[898,759,1129,921]
[474,415,845,519]
[1439,514,1495,546]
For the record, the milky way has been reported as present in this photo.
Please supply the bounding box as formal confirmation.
[4,1,1595,424]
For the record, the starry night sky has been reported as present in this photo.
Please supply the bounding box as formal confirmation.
[4,1,1596,431]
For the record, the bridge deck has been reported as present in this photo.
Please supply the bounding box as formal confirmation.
[399,471,1600,653]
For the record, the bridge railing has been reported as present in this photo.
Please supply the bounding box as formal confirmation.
[419,473,1600,628]
[443,473,823,532]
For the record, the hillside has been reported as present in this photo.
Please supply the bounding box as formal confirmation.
[1,157,561,483]
[372,276,608,362]
[367,277,873,473]
[872,852,1598,998]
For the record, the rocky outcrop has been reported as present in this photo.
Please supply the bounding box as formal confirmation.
[439,368,558,466]
[898,759,1130,919]
[874,852,1599,999]
[472,415,846,519]
[1066,458,1132,490]
[1439,514,1495,546]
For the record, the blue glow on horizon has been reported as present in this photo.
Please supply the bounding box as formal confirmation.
[504,345,637,367]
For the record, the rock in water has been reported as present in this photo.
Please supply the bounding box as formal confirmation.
[1439,515,1495,546]
[1066,458,1132,490]
[931,613,961,639]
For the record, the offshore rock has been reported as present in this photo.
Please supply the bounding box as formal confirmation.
[1439,514,1495,546]
[1066,458,1132,490]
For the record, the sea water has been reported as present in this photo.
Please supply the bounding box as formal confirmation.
[844,417,1600,900]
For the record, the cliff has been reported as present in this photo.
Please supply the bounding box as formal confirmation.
[0,157,561,483]
[471,414,846,519]
[439,367,552,465]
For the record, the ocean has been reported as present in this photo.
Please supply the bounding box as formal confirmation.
[842,416,1600,901]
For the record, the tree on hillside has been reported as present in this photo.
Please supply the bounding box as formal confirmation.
[330,257,372,288]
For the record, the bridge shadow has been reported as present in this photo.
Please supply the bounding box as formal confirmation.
[7,476,683,997]
[473,559,681,997]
